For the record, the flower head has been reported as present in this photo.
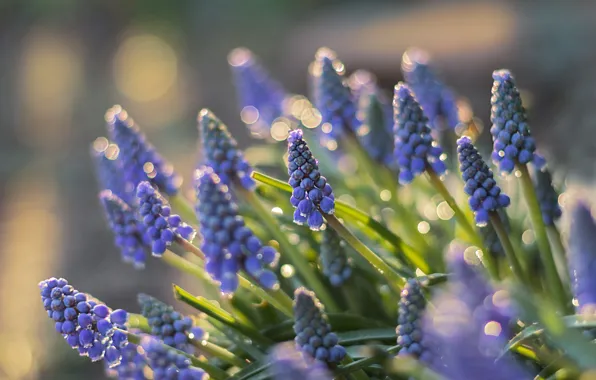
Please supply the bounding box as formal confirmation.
[91,137,134,205]
[99,191,149,269]
[269,343,332,380]
[533,168,562,226]
[396,279,431,362]
[38,277,130,367]
[195,165,279,293]
[137,182,196,256]
[424,245,529,379]
[320,227,352,286]
[106,105,181,196]
[138,294,204,353]
[349,70,395,166]
[141,337,207,380]
[287,129,335,230]
[401,48,460,130]
[393,82,447,184]
[490,70,546,173]
[293,287,346,364]
[569,201,596,312]
[457,137,510,226]
[105,342,147,380]
[310,47,359,143]
[198,109,255,189]
[481,209,509,257]
[229,47,288,138]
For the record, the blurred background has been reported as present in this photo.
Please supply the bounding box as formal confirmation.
[1,0,595,378]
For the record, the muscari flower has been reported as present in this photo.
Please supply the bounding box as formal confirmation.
[198,109,254,190]
[424,245,530,379]
[91,137,134,205]
[287,129,335,231]
[106,105,181,196]
[481,209,510,257]
[138,294,204,354]
[310,47,359,143]
[100,191,149,269]
[293,287,346,364]
[39,277,130,367]
[533,168,562,226]
[393,82,447,184]
[457,136,510,226]
[320,227,352,286]
[228,47,288,138]
[105,341,147,380]
[490,70,546,174]
[195,165,279,293]
[401,48,460,130]
[396,278,431,362]
[568,201,596,312]
[141,336,206,380]
[348,70,395,166]
[268,343,332,380]
[137,182,196,256]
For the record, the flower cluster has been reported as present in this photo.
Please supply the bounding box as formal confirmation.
[137,181,196,255]
[141,337,207,380]
[401,48,459,130]
[293,287,346,364]
[287,129,335,230]
[39,277,129,367]
[533,168,562,226]
[568,202,596,312]
[268,343,332,380]
[396,279,430,362]
[138,294,204,353]
[100,191,149,269]
[229,47,288,137]
[393,82,447,184]
[480,210,509,257]
[489,70,545,173]
[198,109,255,189]
[457,136,510,226]
[320,227,352,286]
[106,105,181,196]
[195,165,279,293]
[105,343,147,380]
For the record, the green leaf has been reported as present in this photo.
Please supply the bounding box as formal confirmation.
[337,328,396,345]
[228,360,271,380]
[336,345,401,375]
[500,324,543,359]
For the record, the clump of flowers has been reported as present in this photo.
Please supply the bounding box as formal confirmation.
[396,279,430,362]
[320,227,352,286]
[141,337,207,379]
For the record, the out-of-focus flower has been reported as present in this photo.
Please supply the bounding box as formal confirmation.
[141,336,206,379]
[533,168,562,226]
[457,137,510,226]
[569,201,596,312]
[287,129,335,230]
[396,279,431,362]
[268,342,332,380]
[320,227,352,286]
[490,70,545,174]
[91,139,134,205]
[105,342,147,380]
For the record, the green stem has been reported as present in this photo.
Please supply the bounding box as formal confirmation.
[171,241,294,317]
[169,194,198,224]
[191,338,247,368]
[122,329,229,380]
[489,212,526,284]
[517,164,568,311]
[251,171,421,274]
[324,213,404,293]
[546,224,570,286]
[340,355,370,380]
[426,168,498,280]
[234,183,341,313]
[127,313,150,333]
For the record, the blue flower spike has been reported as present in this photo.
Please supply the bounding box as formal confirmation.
[269,342,332,380]
[320,227,352,286]
[393,82,447,185]
[401,48,460,130]
[490,70,546,174]
[396,279,431,363]
[106,105,181,196]
[293,287,346,364]
[457,136,510,226]
[228,47,288,138]
[287,129,335,231]
[138,294,204,353]
[38,277,130,368]
[91,137,133,205]
[568,201,596,313]
[195,165,279,293]
[198,109,255,189]
[137,181,196,256]
[105,342,147,380]
[533,168,562,226]
[99,190,149,269]
[141,336,207,380]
